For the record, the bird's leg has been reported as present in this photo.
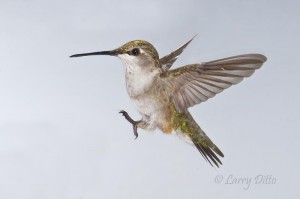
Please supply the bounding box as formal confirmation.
[119,110,141,139]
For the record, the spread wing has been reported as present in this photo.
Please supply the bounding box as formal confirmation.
[162,54,267,112]
[159,35,196,71]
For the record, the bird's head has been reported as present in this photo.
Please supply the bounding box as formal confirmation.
[70,40,160,70]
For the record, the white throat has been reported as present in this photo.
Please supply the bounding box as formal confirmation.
[118,53,160,97]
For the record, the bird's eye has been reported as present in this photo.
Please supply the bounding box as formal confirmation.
[131,48,140,56]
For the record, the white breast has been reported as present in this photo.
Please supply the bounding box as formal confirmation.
[118,53,164,129]
[118,53,160,97]
[125,68,158,98]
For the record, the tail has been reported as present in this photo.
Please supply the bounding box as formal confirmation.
[177,111,224,167]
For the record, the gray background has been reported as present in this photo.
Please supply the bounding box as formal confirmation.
[0,0,299,198]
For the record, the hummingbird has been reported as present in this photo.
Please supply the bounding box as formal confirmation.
[70,36,267,167]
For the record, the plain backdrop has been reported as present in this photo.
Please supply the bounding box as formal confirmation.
[0,0,299,198]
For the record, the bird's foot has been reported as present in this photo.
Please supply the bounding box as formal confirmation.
[119,110,139,139]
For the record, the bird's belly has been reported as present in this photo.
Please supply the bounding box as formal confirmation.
[131,96,161,118]
[131,95,173,133]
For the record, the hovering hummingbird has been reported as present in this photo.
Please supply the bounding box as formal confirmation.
[70,36,267,167]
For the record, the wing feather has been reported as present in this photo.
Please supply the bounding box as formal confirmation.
[159,35,196,71]
[162,54,267,112]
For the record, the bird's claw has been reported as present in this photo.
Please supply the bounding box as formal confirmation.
[119,110,139,139]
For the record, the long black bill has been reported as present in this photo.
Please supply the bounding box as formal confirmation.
[70,50,118,58]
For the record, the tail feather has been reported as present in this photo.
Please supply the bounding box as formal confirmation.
[192,139,223,167]
[177,111,224,167]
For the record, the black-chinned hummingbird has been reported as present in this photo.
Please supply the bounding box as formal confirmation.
[70,36,267,167]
